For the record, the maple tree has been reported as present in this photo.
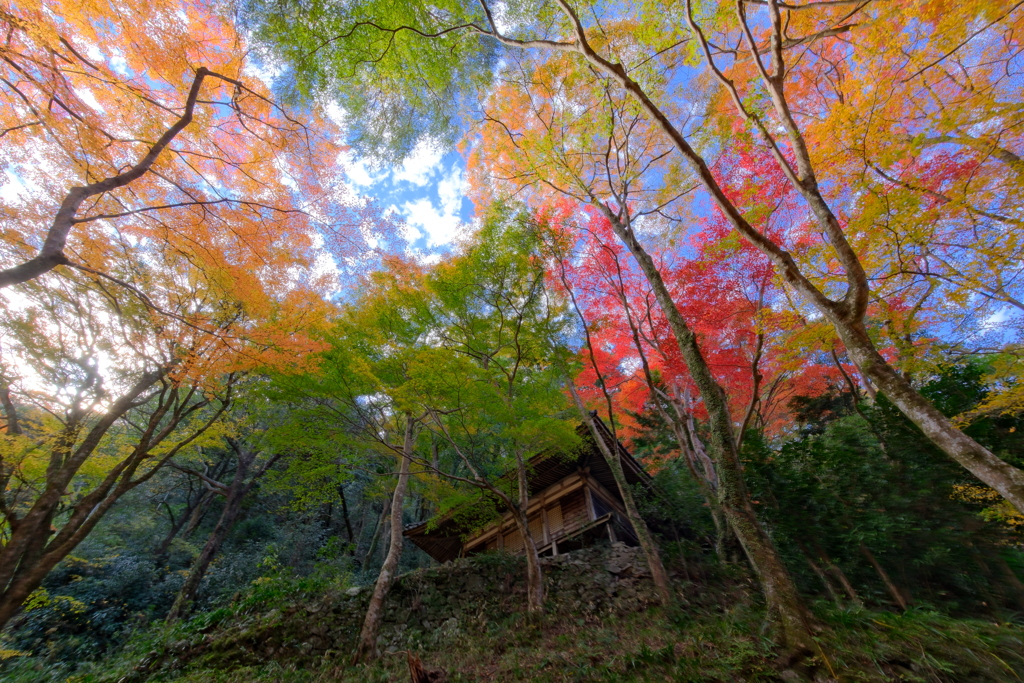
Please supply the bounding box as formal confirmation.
[248,0,1024,554]
[0,0,374,632]
[404,207,582,615]
[269,258,430,664]
[538,199,822,651]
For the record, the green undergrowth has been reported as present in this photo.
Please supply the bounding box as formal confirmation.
[9,603,1024,682]
[5,546,1024,682]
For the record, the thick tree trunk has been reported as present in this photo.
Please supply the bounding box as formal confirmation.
[837,323,1024,513]
[353,417,414,665]
[605,213,814,655]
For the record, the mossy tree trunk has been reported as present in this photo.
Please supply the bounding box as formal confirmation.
[514,448,545,612]
[602,210,816,656]
[353,416,415,665]
[570,387,673,605]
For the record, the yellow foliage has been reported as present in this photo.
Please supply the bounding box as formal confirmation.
[956,354,1024,426]
[952,484,1024,537]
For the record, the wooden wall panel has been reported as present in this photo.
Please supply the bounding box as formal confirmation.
[547,503,563,537]
[561,489,588,535]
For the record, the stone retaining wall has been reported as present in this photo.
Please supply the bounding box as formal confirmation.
[138,543,659,677]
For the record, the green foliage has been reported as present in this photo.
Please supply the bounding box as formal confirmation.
[739,364,1024,616]
[245,0,497,159]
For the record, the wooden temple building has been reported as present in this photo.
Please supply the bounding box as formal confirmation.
[404,419,651,563]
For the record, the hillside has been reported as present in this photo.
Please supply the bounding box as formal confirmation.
[28,543,1019,683]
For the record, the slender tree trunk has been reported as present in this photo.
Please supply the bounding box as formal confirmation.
[572,394,673,605]
[339,484,355,543]
[511,508,545,613]
[154,493,207,563]
[858,543,908,611]
[814,543,862,607]
[183,490,216,538]
[353,417,414,665]
[604,212,815,654]
[362,494,392,570]
[554,244,675,606]
[672,387,731,560]
[797,541,842,607]
[167,454,254,622]
[512,448,545,613]
[0,383,21,435]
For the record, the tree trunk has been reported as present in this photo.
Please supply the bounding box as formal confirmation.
[154,493,207,563]
[167,453,255,622]
[362,494,392,570]
[837,323,1024,514]
[353,417,414,665]
[573,395,673,605]
[604,212,815,655]
[797,541,842,607]
[183,489,216,538]
[0,369,226,633]
[814,543,862,607]
[512,447,545,613]
[510,508,545,612]
[858,542,908,611]
[339,483,355,542]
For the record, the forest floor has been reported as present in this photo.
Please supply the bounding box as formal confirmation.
[88,607,1024,683]
[5,544,1024,682]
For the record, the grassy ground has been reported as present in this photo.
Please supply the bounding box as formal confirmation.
[4,545,1024,682]
[6,601,1022,682]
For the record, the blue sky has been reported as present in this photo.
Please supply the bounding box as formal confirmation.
[341,142,475,263]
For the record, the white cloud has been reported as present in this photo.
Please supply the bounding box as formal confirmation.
[437,164,467,216]
[109,50,129,77]
[393,140,443,186]
[983,306,1013,328]
[336,147,389,189]
[75,87,104,112]
[402,197,463,248]
[0,170,28,203]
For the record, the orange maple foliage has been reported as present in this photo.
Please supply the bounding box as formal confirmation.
[0,0,379,631]
[0,0,376,374]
